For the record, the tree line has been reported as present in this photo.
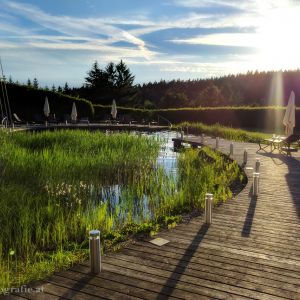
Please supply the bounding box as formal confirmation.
[7,61,300,108]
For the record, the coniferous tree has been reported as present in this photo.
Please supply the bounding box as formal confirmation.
[8,76,13,84]
[64,82,69,93]
[57,86,62,93]
[85,61,107,88]
[51,84,56,92]
[27,79,32,87]
[33,78,39,89]
[45,85,49,91]
[114,60,136,104]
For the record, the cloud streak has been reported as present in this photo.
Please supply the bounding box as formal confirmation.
[1,0,299,86]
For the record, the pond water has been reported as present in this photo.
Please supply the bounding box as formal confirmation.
[96,130,180,223]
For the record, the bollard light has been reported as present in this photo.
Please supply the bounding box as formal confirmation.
[205,193,213,225]
[216,137,219,149]
[201,133,204,144]
[230,143,233,156]
[253,172,259,196]
[255,158,260,173]
[89,230,101,274]
[243,149,248,165]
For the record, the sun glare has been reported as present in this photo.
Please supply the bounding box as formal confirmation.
[256,4,300,70]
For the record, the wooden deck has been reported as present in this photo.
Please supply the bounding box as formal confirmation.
[3,136,300,299]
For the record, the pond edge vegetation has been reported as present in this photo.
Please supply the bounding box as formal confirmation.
[0,130,247,291]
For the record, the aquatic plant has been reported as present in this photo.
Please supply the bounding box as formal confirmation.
[0,130,242,290]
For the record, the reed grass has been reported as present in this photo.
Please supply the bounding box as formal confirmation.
[176,122,269,143]
[0,130,242,291]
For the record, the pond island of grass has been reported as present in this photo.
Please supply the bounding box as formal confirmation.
[0,130,244,290]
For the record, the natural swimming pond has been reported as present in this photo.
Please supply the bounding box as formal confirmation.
[0,129,242,289]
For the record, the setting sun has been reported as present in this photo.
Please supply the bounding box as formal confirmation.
[256,4,300,70]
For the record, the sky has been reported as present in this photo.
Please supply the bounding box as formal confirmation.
[1,0,300,87]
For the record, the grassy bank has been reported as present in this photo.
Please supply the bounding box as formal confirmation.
[0,130,243,291]
[175,122,269,143]
[93,105,295,132]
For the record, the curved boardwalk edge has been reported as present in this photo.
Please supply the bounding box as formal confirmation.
[2,136,300,300]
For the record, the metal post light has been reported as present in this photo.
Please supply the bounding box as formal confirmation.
[243,149,248,165]
[253,172,259,196]
[89,230,101,274]
[205,193,213,225]
[216,137,219,149]
[201,133,204,144]
[255,158,260,173]
[230,143,233,156]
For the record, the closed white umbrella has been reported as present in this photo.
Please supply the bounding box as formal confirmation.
[283,91,296,136]
[43,96,50,117]
[71,102,77,122]
[111,99,117,120]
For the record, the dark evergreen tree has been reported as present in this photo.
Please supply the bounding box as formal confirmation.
[33,78,39,89]
[85,61,107,88]
[57,86,63,93]
[64,82,69,93]
[51,84,56,92]
[27,79,31,87]
[114,60,136,104]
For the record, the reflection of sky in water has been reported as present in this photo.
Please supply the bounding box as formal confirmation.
[97,130,179,222]
[146,130,178,176]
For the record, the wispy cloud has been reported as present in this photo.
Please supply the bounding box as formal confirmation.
[1,0,155,59]
[170,33,258,47]
[1,0,299,85]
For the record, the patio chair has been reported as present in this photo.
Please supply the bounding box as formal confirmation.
[280,134,300,155]
[258,134,300,155]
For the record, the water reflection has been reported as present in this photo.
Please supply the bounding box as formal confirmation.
[97,130,178,223]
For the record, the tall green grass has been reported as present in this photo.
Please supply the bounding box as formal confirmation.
[0,130,242,291]
[176,122,269,143]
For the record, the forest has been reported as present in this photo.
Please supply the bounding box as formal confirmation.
[6,60,300,109]
[70,63,300,108]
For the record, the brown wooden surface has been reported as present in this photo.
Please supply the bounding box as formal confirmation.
[3,136,300,299]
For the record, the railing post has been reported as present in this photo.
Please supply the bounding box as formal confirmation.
[89,230,101,274]
[255,158,260,173]
[243,149,248,165]
[201,133,204,144]
[216,137,219,149]
[253,172,259,196]
[205,193,213,225]
[180,130,184,140]
[230,143,233,156]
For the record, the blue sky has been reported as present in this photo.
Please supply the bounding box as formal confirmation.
[1,0,300,87]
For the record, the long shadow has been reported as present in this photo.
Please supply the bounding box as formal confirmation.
[241,184,257,237]
[59,272,94,298]
[156,223,209,299]
[259,152,300,221]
